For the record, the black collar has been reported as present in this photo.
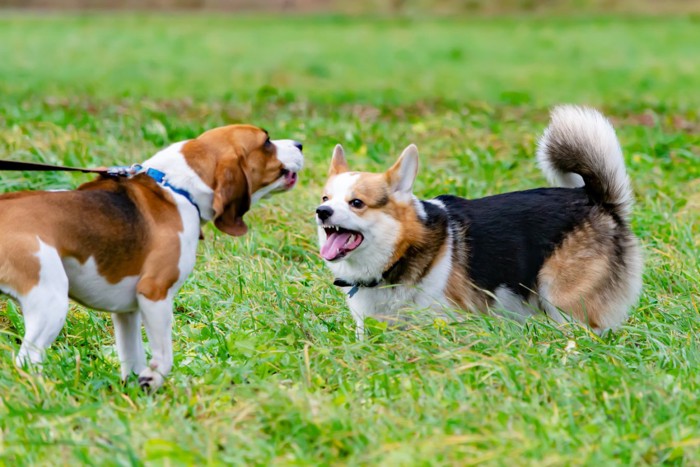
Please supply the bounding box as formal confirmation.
[333,278,380,298]
[332,257,406,298]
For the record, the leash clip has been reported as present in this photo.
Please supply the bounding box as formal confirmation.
[105,164,143,177]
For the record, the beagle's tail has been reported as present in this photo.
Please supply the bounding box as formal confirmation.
[537,105,633,219]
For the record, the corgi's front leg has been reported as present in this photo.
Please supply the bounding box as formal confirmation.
[347,297,366,341]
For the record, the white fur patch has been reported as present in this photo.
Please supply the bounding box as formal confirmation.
[413,196,427,220]
[345,231,454,336]
[172,193,201,289]
[493,285,537,321]
[251,179,285,205]
[537,105,633,217]
[272,139,304,173]
[141,141,215,221]
[15,239,69,365]
[63,257,140,312]
[426,199,446,210]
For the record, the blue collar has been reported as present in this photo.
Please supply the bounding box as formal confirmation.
[144,168,201,216]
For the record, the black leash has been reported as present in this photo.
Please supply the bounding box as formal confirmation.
[0,159,109,174]
[0,160,202,215]
[0,159,138,177]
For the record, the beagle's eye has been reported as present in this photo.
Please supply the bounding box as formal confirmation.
[349,199,365,209]
[322,195,329,202]
[264,137,272,148]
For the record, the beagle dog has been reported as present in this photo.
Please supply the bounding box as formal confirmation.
[0,125,303,389]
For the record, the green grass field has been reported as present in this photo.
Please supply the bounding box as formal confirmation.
[0,13,699,465]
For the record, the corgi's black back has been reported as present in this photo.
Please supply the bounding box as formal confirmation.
[436,187,603,297]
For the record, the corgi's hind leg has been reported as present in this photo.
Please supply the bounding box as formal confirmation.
[15,241,69,366]
[538,218,642,333]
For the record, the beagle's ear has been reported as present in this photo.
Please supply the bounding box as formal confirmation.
[386,144,419,195]
[329,144,349,176]
[212,158,252,237]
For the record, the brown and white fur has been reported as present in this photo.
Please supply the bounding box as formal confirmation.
[0,125,303,389]
[316,106,642,338]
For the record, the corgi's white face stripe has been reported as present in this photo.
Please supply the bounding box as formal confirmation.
[317,173,360,226]
[326,172,360,203]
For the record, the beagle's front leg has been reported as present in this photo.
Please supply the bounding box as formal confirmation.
[137,294,174,391]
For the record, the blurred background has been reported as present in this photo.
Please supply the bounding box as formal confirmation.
[3,0,700,14]
[1,1,699,108]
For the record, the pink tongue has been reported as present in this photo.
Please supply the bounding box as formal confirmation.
[321,231,352,260]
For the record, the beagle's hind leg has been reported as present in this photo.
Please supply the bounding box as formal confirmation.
[15,241,70,367]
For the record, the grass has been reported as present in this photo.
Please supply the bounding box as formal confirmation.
[0,13,699,465]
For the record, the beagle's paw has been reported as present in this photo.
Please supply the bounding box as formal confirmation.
[138,366,165,391]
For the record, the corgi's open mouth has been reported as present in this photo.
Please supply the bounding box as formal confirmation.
[321,226,364,261]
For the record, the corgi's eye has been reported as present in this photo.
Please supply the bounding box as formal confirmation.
[322,195,329,202]
[349,199,365,209]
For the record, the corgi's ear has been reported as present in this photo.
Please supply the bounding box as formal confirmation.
[329,144,349,176]
[386,144,419,195]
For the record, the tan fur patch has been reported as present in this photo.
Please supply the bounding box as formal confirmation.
[0,233,41,295]
[538,218,617,329]
[385,197,427,267]
[183,125,286,195]
[441,233,490,313]
[0,174,184,301]
[182,125,286,236]
[349,174,390,208]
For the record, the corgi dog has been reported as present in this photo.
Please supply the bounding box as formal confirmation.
[316,106,642,338]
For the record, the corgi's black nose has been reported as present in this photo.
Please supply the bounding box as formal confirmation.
[293,141,303,151]
[316,205,333,221]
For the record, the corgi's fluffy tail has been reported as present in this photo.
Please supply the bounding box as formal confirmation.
[537,105,633,219]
